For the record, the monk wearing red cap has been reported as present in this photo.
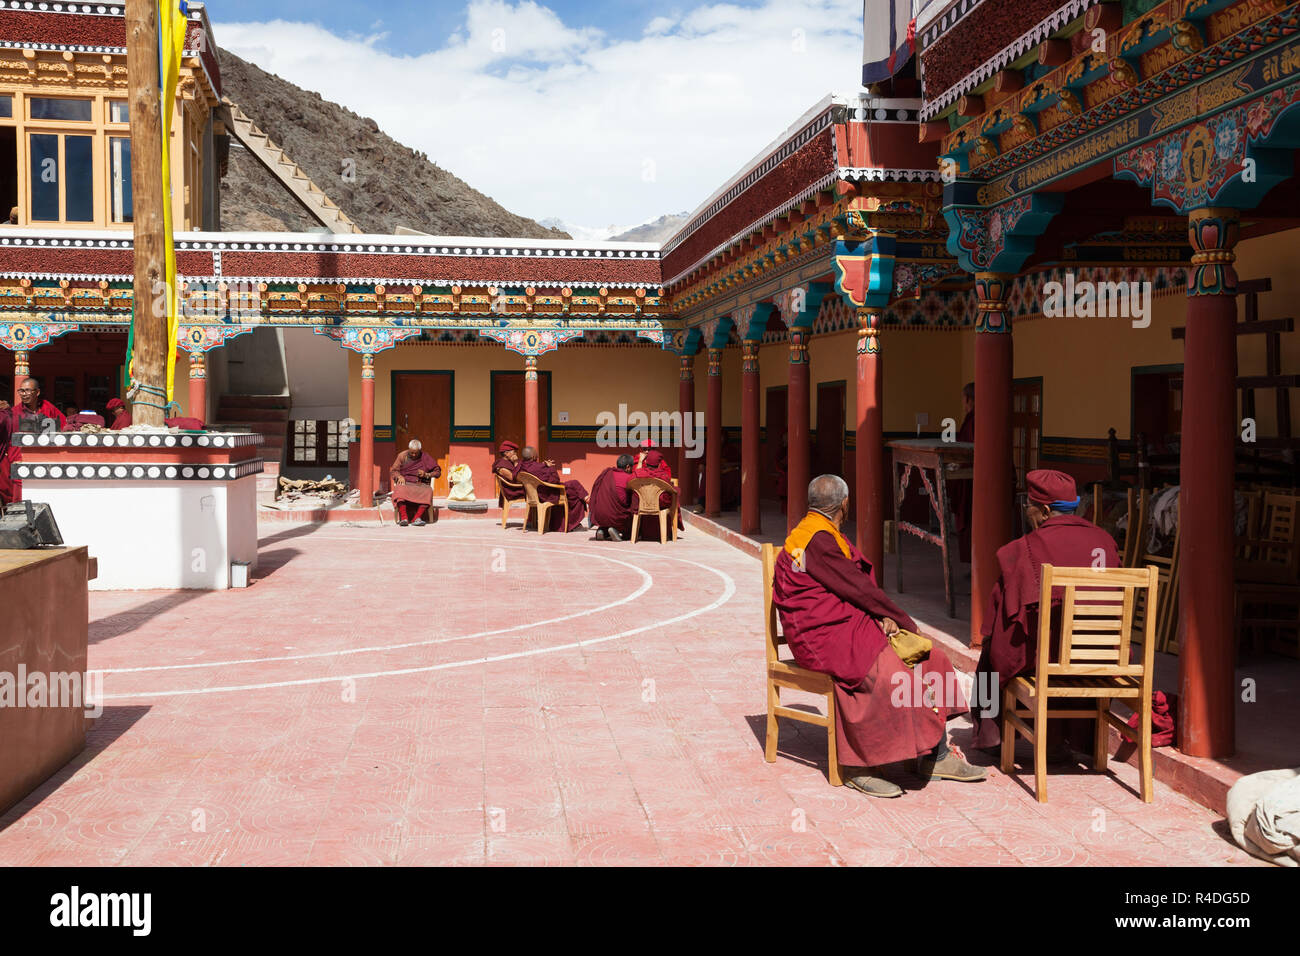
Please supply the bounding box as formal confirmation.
[107,398,131,430]
[492,440,524,506]
[772,474,986,797]
[969,468,1120,752]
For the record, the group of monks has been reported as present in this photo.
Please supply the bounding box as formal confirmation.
[491,439,680,540]
[772,467,1118,798]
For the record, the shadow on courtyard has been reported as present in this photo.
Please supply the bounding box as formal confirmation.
[0,705,149,834]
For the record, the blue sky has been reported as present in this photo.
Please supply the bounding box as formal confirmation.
[209,0,866,232]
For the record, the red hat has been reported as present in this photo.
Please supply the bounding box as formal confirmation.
[1027,469,1079,508]
[639,438,655,448]
[106,398,125,411]
[498,440,519,453]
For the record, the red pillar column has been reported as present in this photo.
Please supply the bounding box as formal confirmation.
[359,352,376,508]
[705,347,723,516]
[188,351,206,425]
[787,327,811,532]
[971,273,1015,648]
[13,350,28,405]
[1179,207,1238,759]
[524,355,540,451]
[741,340,762,534]
[855,308,884,570]
[679,354,698,507]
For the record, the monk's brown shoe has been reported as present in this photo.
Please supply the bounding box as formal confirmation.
[397,519,409,527]
[915,750,988,783]
[844,772,903,799]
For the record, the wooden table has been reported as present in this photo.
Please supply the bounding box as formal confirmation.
[888,439,974,618]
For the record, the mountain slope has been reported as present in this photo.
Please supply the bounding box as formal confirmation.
[217,50,569,239]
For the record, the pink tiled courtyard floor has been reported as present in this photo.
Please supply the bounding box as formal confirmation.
[0,521,1262,865]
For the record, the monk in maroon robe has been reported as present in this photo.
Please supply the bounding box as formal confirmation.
[515,445,588,532]
[390,439,439,526]
[969,469,1121,751]
[949,382,975,563]
[6,379,65,502]
[492,440,524,505]
[634,449,683,531]
[0,403,12,505]
[772,475,986,797]
[107,398,131,430]
[589,454,635,540]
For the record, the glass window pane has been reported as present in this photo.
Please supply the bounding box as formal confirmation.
[29,133,59,221]
[30,97,92,122]
[64,135,93,222]
[109,136,132,223]
[109,100,128,123]
[0,96,11,119]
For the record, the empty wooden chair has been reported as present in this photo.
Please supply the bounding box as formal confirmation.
[627,476,679,543]
[761,543,841,786]
[1235,491,1300,657]
[1000,563,1160,803]
[1121,487,1150,568]
[495,468,526,529]
[516,469,568,535]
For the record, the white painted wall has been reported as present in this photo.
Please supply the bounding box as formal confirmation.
[282,327,348,421]
[26,477,259,590]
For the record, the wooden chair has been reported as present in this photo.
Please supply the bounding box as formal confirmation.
[1120,487,1151,568]
[1000,563,1160,803]
[761,543,841,786]
[494,468,526,529]
[516,470,568,535]
[1235,491,1300,657]
[627,476,679,543]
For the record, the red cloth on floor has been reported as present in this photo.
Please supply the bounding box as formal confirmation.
[1129,691,1178,747]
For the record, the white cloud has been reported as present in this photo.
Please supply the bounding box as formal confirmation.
[215,0,864,228]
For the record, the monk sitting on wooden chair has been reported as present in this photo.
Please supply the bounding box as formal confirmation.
[968,469,1121,757]
[390,439,440,527]
[772,474,986,798]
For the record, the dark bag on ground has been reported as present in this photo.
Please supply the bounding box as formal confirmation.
[0,501,64,549]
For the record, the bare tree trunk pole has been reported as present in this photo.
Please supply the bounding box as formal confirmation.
[124,0,167,427]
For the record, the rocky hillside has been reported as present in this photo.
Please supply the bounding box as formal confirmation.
[217,49,569,239]
[612,212,690,244]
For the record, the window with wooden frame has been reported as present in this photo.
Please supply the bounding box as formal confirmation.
[291,420,351,467]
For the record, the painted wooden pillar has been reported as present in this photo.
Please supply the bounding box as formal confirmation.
[188,351,206,425]
[787,328,811,531]
[524,355,540,451]
[741,340,762,534]
[1179,207,1239,759]
[971,273,1015,648]
[359,352,376,508]
[856,307,884,570]
[705,347,723,517]
[13,350,28,405]
[679,354,697,507]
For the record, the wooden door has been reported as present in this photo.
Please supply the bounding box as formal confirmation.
[814,381,846,478]
[1011,379,1042,493]
[393,372,452,496]
[764,386,787,499]
[492,371,550,460]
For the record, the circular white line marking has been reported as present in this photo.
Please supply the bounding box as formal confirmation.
[99,550,736,700]
[101,543,653,674]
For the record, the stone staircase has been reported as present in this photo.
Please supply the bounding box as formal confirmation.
[214,395,290,503]
[223,97,362,235]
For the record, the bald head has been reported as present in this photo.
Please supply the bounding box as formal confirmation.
[408,439,422,452]
[808,474,849,517]
[521,446,538,462]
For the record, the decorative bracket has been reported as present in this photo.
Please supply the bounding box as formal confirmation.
[314,326,423,354]
[477,327,584,356]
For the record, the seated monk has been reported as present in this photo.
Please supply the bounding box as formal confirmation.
[772,475,986,798]
[390,439,440,527]
[634,449,683,531]
[107,398,131,430]
[515,445,588,532]
[492,440,524,505]
[589,454,635,541]
[968,469,1121,754]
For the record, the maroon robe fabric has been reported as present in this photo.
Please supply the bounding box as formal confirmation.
[772,528,966,767]
[390,451,439,507]
[65,412,106,428]
[110,410,132,430]
[516,459,588,531]
[589,466,634,537]
[165,416,204,430]
[6,401,65,502]
[970,514,1121,748]
[493,457,524,502]
[0,410,12,505]
[634,450,682,530]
